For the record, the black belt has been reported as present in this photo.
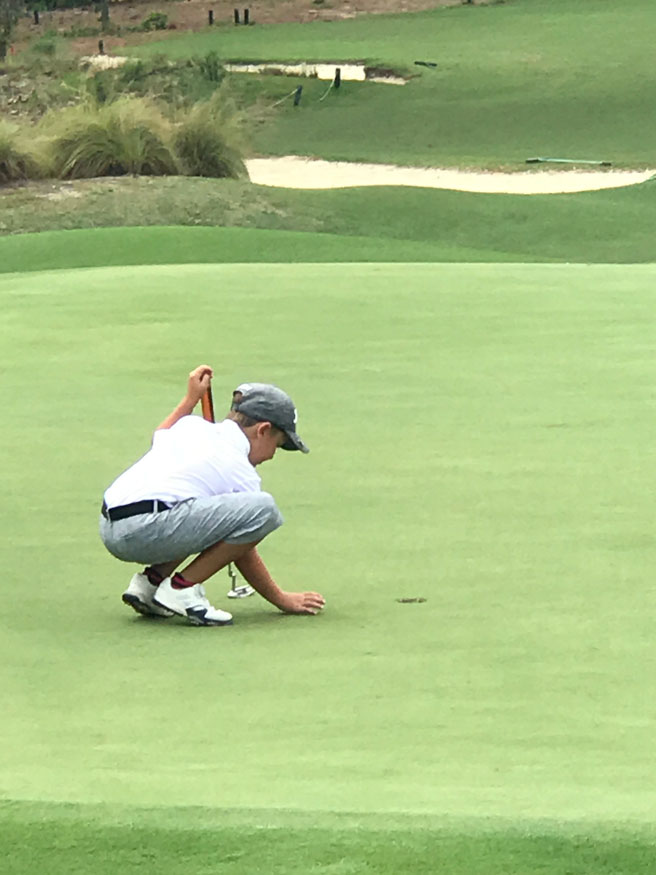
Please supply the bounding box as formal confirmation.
[101,499,170,522]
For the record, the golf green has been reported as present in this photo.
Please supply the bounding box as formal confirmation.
[2,261,655,870]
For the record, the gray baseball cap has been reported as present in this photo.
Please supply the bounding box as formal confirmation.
[232,382,309,453]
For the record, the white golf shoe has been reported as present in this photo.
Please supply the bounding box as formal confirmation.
[122,572,174,618]
[153,577,233,626]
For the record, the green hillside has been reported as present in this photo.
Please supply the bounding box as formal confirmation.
[132,0,656,167]
[2,180,656,267]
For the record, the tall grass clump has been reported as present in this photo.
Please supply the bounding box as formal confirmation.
[0,122,40,183]
[41,97,178,178]
[30,34,57,57]
[86,54,227,110]
[173,87,249,179]
[194,51,224,84]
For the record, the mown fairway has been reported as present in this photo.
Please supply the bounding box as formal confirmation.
[133,0,656,167]
[2,257,655,871]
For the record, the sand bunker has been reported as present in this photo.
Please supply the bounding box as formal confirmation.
[246,157,656,195]
[80,55,128,71]
[81,56,405,84]
[225,62,406,85]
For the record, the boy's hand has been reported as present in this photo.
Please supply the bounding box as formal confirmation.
[154,365,214,432]
[277,591,326,615]
[187,365,213,405]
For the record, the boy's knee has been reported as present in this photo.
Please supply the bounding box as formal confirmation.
[224,491,284,544]
[257,492,283,529]
[231,492,283,544]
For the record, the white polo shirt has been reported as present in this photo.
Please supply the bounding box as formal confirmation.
[104,417,261,507]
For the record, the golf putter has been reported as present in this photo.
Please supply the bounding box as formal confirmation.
[200,382,254,599]
[227,562,255,599]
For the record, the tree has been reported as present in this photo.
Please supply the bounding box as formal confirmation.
[0,0,22,62]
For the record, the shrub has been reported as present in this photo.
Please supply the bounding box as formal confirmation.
[82,55,227,111]
[86,72,114,106]
[116,59,150,87]
[0,122,40,183]
[140,12,168,31]
[41,98,179,178]
[173,88,248,179]
[194,51,223,84]
[31,35,57,56]
[86,57,172,106]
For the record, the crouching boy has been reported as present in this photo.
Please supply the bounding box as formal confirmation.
[99,365,325,626]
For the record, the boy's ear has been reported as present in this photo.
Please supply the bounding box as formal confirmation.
[256,420,272,438]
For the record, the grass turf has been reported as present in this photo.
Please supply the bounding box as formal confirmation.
[0,225,511,270]
[3,179,656,264]
[131,0,656,167]
[1,261,655,873]
[4,801,656,875]
[4,3,655,867]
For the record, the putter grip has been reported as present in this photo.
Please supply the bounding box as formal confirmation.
[200,386,215,423]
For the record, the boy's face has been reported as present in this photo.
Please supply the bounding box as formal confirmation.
[247,422,287,466]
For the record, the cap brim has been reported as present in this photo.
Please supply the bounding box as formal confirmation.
[281,431,309,453]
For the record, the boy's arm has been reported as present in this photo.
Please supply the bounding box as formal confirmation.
[155,365,213,432]
[235,548,325,615]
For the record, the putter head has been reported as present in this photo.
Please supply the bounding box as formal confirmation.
[227,583,255,599]
[226,562,254,598]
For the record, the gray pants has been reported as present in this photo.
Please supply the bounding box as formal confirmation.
[99,492,283,565]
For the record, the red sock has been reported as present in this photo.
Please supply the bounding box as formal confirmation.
[171,572,195,590]
[144,566,164,586]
